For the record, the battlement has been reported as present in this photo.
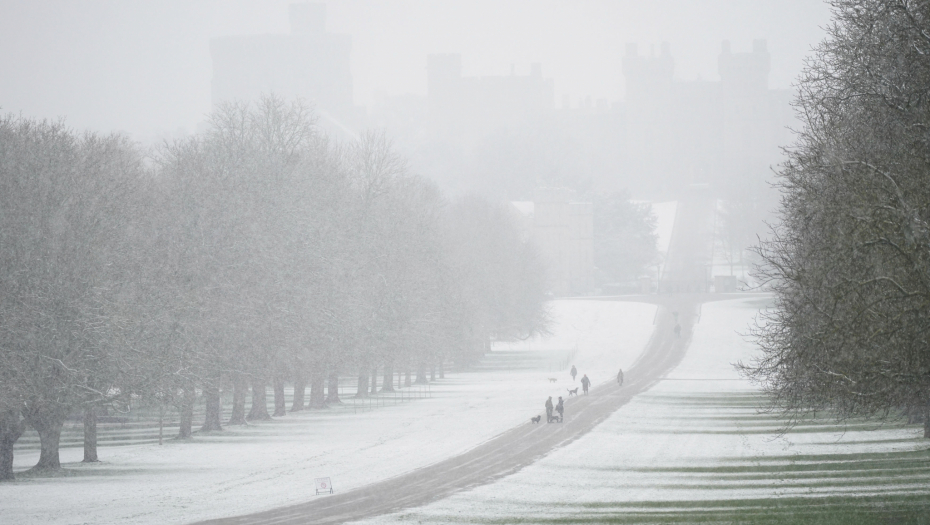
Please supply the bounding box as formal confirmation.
[621,42,674,101]
[426,53,554,138]
[718,39,770,91]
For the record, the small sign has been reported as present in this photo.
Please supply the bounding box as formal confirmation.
[314,477,333,495]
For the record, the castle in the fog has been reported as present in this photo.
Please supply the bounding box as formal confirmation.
[405,40,792,199]
[618,40,792,195]
[210,3,360,134]
[426,54,554,144]
[207,3,790,201]
[208,4,792,295]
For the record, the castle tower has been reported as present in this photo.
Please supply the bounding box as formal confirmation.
[621,42,674,102]
[718,39,771,92]
[210,3,354,128]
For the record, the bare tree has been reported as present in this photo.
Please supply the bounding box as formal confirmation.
[445,196,551,366]
[0,95,554,477]
[741,0,930,437]
[0,115,147,472]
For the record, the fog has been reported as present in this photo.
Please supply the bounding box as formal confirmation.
[1,1,829,139]
[11,3,905,525]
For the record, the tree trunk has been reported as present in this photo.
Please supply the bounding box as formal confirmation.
[158,404,165,446]
[309,370,326,408]
[404,369,412,387]
[247,379,272,421]
[228,375,248,425]
[430,365,436,382]
[356,370,369,398]
[178,386,194,439]
[381,362,395,392]
[415,363,427,384]
[273,375,286,417]
[325,371,341,404]
[0,409,25,481]
[924,402,930,439]
[439,358,445,379]
[26,406,67,471]
[201,384,223,432]
[369,367,378,395]
[291,372,306,412]
[82,406,98,463]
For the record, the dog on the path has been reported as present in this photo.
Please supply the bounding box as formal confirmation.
[547,377,557,383]
[567,387,579,396]
[531,415,542,424]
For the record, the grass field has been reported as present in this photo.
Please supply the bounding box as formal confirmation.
[360,390,930,525]
[352,298,930,525]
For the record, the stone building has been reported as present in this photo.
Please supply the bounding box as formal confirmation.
[209,3,359,133]
[405,41,792,202]
[618,39,793,196]
[427,53,555,144]
[511,188,593,296]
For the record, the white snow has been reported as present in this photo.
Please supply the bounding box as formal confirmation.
[650,201,677,259]
[2,299,656,525]
[351,296,929,524]
[509,201,534,217]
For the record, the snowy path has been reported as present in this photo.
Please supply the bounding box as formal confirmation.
[350,296,930,524]
[2,300,656,525]
[194,297,700,525]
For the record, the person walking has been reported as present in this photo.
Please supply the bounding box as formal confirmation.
[674,323,681,338]
[545,396,554,423]
[581,374,591,395]
[617,368,624,386]
[556,396,564,422]
[570,365,577,382]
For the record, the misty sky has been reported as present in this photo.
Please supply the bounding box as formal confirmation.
[0,0,831,141]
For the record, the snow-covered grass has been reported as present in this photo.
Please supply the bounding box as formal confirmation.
[351,297,930,524]
[2,299,656,525]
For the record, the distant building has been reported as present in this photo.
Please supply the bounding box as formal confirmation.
[406,41,790,202]
[618,40,792,195]
[427,54,555,143]
[511,188,593,296]
[210,3,358,132]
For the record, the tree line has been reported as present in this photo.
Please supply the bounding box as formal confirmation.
[742,0,930,438]
[0,95,550,480]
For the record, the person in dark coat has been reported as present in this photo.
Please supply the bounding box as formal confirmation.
[545,396,554,422]
[581,374,591,395]
[555,396,564,421]
[617,368,624,386]
[570,365,577,382]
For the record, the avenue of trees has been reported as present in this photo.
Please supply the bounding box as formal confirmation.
[0,96,550,480]
[742,0,930,437]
